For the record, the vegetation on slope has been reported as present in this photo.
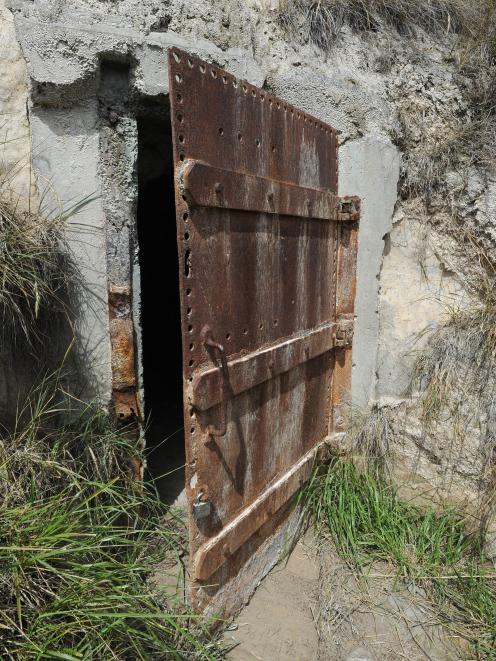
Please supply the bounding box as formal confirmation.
[305,458,496,658]
[282,6,496,615]
[0,169,88,349]
[279,1,496,59]
[0,377,221,660]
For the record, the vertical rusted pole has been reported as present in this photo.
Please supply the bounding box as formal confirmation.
[331,206,359,443]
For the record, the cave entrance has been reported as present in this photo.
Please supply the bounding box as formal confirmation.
[136,109,185,506]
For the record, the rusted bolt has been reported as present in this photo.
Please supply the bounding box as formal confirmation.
[214,182,223,194]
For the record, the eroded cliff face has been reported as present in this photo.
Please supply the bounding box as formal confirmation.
[0,0,36,423]
[0,0,32,200]
[2,1,494,532]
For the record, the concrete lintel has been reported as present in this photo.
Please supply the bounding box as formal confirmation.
[11,4,264,99]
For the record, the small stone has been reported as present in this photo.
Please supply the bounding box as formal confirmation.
[345,647,374,661]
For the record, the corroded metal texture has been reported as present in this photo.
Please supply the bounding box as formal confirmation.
[168,48,359,609]
[331,221,359,436]
[108,285,141,478]
[181,160,358,221]
[108,286,139,420]
[192,321,353,412]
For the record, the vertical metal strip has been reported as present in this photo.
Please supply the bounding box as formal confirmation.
[331,220,359,439]
[167,50,200,567]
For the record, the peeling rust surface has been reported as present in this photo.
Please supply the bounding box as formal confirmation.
[194,442,322,580]
[331,222,359,436]
[336,196,361,222]
[108,286,140,425]
[168,48,359,599]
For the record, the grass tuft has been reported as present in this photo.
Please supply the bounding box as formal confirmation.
[0,376,222,660]
[347,405,396,478]
[0,198,83,349]
[279,1,496,53]
[306,458,496,658]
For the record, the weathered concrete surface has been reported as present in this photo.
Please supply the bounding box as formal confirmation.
[339,137,400,408]
[7,0,266,402]
[30,105,112,400]
[6,0,403,409]
[7,0,265,96]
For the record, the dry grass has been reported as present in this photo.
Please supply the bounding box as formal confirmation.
[0,197,85,349]
[411,291,496,507]
[279,0,496,191]
[347,405,397,478]
[0,130,99,354]
[0,135,222,658]
[279,1,495,53]
[414,299,496,416]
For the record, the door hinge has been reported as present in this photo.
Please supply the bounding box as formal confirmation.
[335,319,354,348]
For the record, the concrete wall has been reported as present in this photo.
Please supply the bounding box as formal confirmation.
[30,106,111,399]
[339,137,400,408]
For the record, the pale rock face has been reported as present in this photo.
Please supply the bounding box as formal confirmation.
[0,0,33,423]
[376,210,467,401]
[0,0,33,203]
[387,398,490,507]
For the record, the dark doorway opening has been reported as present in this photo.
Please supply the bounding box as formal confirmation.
[136,109,185,506]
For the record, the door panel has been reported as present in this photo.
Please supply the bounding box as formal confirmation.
[167,48,359,603]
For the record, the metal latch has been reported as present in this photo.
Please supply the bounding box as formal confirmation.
[192,492,211,521]
[338,200,356,214]
[201,325,229,439]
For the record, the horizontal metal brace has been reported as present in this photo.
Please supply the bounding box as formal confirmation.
[180,160,360,221]
[192,320,354,412]
[193,435,343,580]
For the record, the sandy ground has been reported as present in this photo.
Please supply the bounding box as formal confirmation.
[221,536,470,661]
[151,515,471,661]
[223,534,320,660]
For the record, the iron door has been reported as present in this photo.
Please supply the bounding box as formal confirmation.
[168,48,359,607]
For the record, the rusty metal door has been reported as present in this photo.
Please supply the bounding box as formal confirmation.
[168,48,359,605]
